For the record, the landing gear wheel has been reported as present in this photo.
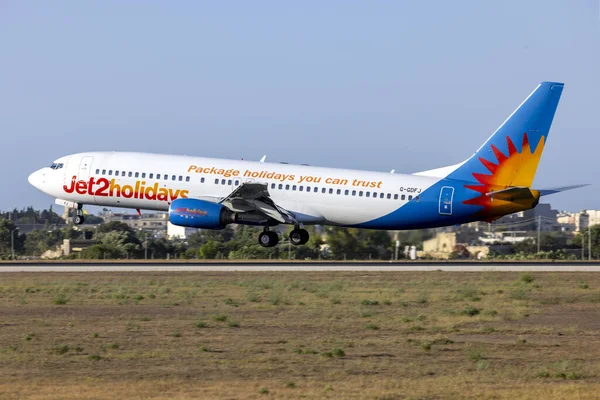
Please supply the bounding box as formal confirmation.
[258,231,279,248]
[73,215,85,225]
[289,229,309,245]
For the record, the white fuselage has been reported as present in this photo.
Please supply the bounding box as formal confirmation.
[29,152,441,227]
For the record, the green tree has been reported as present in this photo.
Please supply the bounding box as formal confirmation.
[23,228,63,256]
[573,225,600,259]
[0,219,25,257]
[198,240,221,259]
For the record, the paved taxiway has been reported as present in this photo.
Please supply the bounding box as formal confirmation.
[2,262,600,272]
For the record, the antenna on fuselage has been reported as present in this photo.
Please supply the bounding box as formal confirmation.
[390,169,395,174]
[260,155,267,163]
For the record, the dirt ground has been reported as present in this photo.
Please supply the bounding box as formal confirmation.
[1,271,600,399]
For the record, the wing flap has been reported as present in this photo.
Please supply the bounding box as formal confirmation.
[219,182,296,224]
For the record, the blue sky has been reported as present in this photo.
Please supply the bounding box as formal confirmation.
[1,1,599,212]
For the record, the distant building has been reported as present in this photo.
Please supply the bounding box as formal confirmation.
[478,231,533,244]
[167,222,197,240]
[420,231,520,259]
[557,210,591,232]
[495,203,559,232]
[99,210,169,236]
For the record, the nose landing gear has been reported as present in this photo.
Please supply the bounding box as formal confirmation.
[73,205,85,225]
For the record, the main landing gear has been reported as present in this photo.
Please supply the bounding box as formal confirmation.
[258,228,279,248]
[257,226,310,248]
[73,205,85,225]
[289,228,309,246]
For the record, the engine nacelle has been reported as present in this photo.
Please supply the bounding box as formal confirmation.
[169,199,235,229]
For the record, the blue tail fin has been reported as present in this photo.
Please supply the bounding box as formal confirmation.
[446,82,564,188]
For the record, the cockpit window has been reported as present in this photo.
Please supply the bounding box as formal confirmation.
[49,163,64,170]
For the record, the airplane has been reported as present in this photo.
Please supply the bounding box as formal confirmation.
[28,81,585,247]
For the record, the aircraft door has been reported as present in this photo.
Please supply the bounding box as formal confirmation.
[439,186,454,216]
[78,156,94,180]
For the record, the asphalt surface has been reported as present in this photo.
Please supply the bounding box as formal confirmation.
[1,262,600,272]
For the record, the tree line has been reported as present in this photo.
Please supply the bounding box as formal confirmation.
[1,207,597,260]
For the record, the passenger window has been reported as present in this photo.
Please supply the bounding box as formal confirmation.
[235,180,239,185]
[186,176,190,182]
[359,191,363,197]
[352,190,356,196]
[329,188,333,194]
[306,186,311,192]
[321,188,326,193]
[278,184,283,190]
[299,186,303,192]
[387,193,391,199]
[201,177,205,183]
[108,170,113,175]
[135,172,140,178]
[373,192,377,198]
[401,194,406,200]
[345,190,349,195]
[172,175,176,181]
[221,179,226,185]
[380,193,384,198]
[128,172,133,177]
[95,169,100,174]
[285,184,290,190]
[149,173,154,179]
[314,187,318,193]
[394,194,399,200]
[415,196,420,202]
[408,195,413,200]
[292,185,297,191]
[337,189,341,195]
[227,179,232,185]
[156,174,161,179]
[366,192,370,197]
[102,169,106,175]
[271,183,276,189]
[215,179,219,184]
[140,173,145,178]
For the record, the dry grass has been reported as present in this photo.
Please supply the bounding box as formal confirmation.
[1,271,600,399]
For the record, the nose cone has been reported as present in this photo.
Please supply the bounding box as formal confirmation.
[28,169,45,190]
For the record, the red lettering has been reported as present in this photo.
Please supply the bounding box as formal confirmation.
[109,180,121,197]
[63,176,76,193]
[169,188,181,201]
[88,177,96,192]
[122,185,134,198]
[157,188,168,201]
[75,181,87,195]
[145,183,158,200]
[94,178,110,196]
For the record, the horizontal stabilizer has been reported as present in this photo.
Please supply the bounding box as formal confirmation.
[538,184,589,196]
[485,186,535,201]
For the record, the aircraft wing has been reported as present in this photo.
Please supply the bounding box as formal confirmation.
[219,182,297,224]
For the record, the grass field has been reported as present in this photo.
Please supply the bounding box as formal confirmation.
[1,271,600,399]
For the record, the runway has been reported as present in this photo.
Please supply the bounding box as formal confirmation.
[2,262,600,272]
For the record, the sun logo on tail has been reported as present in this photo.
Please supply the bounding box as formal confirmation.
[463,133,545,212]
